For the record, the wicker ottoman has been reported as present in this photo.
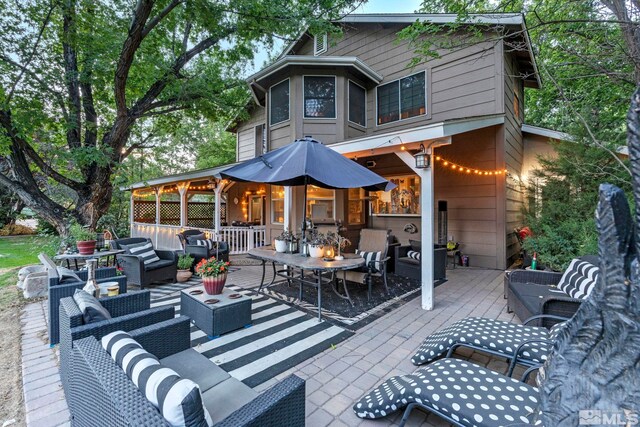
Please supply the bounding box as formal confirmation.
[181,286,252,338]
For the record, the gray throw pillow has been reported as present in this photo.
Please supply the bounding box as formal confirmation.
[186,233,207,245]
[57,266,81,284]
[73,289,112,324]
[409,239,421,252]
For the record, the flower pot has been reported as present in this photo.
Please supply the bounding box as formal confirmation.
[76,240,96,255]
[274,239,288,253]
[309,245,324,258]
[202,273,227,295]
[176,269,193,283]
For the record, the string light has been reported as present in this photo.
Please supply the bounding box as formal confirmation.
[433,156,508,176]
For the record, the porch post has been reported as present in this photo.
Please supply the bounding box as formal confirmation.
[214,180,225,238]
[130,190,135,237]
[418,154,434,310]
[154,186,163,245]
[284,186,293,231]
[177,182,190,227]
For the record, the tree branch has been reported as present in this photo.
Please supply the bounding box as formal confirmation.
[114,0,155,115]
[62,0,82,148]
[142,0,183,38]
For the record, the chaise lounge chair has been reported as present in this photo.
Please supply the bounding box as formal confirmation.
[411,314,568,376]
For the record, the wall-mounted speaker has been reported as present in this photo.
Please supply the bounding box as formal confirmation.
[366,160,377,168]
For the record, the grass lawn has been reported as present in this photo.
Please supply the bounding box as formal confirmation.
[0,235,58,271]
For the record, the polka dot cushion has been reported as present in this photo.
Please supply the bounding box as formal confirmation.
[353,358,539,426]
[411,317,566,366]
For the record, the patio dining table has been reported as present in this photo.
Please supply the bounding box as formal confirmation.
[248,247,364,321]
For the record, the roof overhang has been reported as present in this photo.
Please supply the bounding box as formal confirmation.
[123,162,240,191]
[522,124,572,142]
[246,56,383,105]
[331,114,505,157]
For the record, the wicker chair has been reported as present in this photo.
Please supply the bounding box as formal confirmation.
[38,253,128,345]
[176,229,230,264]
[340,229,390,303]
[68,316,306,426]
[111,237,178,288]
[58,290,175,415]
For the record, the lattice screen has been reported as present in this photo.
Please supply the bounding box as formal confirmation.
[187,202,214,228]
[159,201,180,225]
[133,200,156,223]
[220,202,227,224]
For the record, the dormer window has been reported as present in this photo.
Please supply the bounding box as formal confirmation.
[314,34,328,56]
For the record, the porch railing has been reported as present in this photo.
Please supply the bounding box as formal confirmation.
[131,222,267,255]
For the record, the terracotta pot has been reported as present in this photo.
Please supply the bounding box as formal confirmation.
[76,240,96,255]
[176,270,193,283]
[202,273,227,295]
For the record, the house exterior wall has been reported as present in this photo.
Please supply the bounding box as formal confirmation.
[237,106,266,161]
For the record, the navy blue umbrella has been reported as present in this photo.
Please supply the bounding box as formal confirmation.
[220,137,395,241]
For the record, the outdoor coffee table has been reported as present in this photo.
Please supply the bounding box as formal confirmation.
[180,286,252,338]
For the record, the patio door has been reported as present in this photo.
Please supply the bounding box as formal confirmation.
[249,195,264,225]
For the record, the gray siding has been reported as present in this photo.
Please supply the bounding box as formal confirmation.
[236,106,265,161]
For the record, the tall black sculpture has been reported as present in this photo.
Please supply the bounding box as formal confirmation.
[537,89,640,425]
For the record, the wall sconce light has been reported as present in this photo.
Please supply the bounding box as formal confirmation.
[414,144,430,169]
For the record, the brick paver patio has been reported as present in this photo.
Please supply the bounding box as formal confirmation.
[20,265,516,426]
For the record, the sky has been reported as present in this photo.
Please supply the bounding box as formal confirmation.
[245,0,424,76]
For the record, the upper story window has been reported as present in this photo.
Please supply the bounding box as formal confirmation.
[314,34,327,55]
[270,79,290,126]
[376,71,426,125]
[348,80,366,127]
[304,76,336,118]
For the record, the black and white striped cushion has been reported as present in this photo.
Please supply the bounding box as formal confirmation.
[101,331,213,427]
[557,258,599,299]
[73,289,111,324]
[193,239,215,250]
[128,242,161,265]
[407,250,421,261]
[356,249,382,272]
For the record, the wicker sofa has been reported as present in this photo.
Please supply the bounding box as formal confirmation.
[394,244,447,281]
[111,237,178,288]
[67,315,306,426]
[47,266,127,345]
[505,256,598,327]
[58,290,175,412]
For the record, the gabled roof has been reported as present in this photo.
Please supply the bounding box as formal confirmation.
[124,162,240,190]
[281,13,541,89]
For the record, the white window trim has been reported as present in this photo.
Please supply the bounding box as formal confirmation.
[375,70,427,127]
[271,186,285,224]
[303,75,337,120]
[269,78,290,126]
[306,187,336,221]
[347,79,367,128]
[314,33,328,56]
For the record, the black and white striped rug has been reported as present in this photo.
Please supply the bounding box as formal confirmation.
[149,282,353,388]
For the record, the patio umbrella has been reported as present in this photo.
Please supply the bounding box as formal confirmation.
[220,136,395,241]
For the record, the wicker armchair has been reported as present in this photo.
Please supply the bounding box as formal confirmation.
[177,229,230,264]
[68,316,306,426]
[111,237,178,288]
[340,229,390,303]
[45,265,127,345]
[58,290,175,415]
[506,269,582,327]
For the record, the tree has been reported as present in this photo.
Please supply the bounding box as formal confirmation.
[0,0,362,236]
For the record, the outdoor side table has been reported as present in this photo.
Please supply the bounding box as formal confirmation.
[180,286,252,338]
[54,249,124,270]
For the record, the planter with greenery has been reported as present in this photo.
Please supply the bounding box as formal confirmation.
[195,257,231,295]
[176,254,195,282]
[308,231,327,258]
[70,222,97,255]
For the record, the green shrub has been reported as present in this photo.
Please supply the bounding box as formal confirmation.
[177,254,194,270]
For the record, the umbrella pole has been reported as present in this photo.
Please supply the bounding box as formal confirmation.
[301,179,308,255]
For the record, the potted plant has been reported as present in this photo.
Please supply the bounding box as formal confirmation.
[308,230,326,258]
[274,228,294,253]
[195,256,230,295]
[176,254,194,282]
[70,222,97,255]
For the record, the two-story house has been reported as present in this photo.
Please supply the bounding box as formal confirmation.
[128,13,562,272]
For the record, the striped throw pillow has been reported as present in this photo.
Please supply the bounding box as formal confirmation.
[557,258,599,300]
[128,242,161,265]
[73,289,112,324]
[101,331,213,427]
[356,249,383,273]
[407,250,421,261]
[193,239,215,250]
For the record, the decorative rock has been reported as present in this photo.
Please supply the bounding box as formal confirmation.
[17,265,46,290]
[22,272,48,299]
